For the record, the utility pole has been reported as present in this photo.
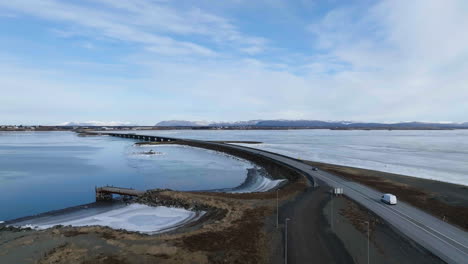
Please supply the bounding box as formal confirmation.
[330,192,333,230]
[276,189,279,229]
[285,218,290,264]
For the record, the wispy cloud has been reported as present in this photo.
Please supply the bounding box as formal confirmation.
[0,0,266,57]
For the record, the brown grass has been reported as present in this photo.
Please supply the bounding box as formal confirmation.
[182,207,270,264]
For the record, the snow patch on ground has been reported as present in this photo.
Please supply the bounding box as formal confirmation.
[220,168,286,193]
[229,176,285,193]
[16,204,203,234]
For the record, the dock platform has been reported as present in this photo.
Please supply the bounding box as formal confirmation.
[95,186,145,201]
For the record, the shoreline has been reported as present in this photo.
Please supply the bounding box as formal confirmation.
[138,140,468,230]
[0,134,310,263]
[2,141,291,230]
[1,136,461,263]
[1,141,453,264]
[2,168,284,233]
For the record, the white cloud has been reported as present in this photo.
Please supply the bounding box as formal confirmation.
[0,0,266,57]
[303,0,468,121]
[1,0,467,124]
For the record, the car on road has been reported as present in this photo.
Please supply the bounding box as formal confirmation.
[312,167,318,171]
[381,193,397,205]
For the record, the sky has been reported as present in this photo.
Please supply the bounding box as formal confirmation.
[1,0,467,125]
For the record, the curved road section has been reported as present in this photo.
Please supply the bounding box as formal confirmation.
[105,132,468,263]
[202,141,468,264]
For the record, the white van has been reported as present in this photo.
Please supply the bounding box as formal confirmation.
[381,194,397,205]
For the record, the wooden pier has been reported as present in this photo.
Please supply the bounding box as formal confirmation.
[95,186,145,201]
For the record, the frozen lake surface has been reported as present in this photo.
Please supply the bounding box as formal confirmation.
[112,129,468,186]
[12,203,202,234]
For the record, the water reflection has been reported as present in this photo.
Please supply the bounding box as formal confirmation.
[0,132,250,220]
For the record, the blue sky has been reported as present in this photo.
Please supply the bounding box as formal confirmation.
[1,0,467,125]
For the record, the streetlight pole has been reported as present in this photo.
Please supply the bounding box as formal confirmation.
[330,193,333,230]
[366,221,370,264]
[276,189,279,229]
[285,218,290,264]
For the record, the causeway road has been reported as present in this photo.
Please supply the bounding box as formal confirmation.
[202,141,468,264]
[104,132,468,263]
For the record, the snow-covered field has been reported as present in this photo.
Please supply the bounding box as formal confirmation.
[14,204,203,234]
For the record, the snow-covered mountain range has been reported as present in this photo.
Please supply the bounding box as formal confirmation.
[155,120,468,128]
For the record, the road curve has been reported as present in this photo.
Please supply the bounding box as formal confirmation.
[200,141,468,264]
[103,132,468,263]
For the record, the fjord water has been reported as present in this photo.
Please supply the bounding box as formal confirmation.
[0,132,251,221]
[114,129,468,186]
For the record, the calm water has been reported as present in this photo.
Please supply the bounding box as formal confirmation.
[110,129,468,186]
[0,132,251,220]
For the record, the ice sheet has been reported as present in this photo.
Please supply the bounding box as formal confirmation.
[126,130,468,186]
[16,204,203,234]
[219,168,286,193]
[228,175,285,193]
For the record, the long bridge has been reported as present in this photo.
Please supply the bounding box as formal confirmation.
[106,132,177,142]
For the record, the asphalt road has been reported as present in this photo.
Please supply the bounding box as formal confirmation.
[106,132,468,263]
[207,142,468,264]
